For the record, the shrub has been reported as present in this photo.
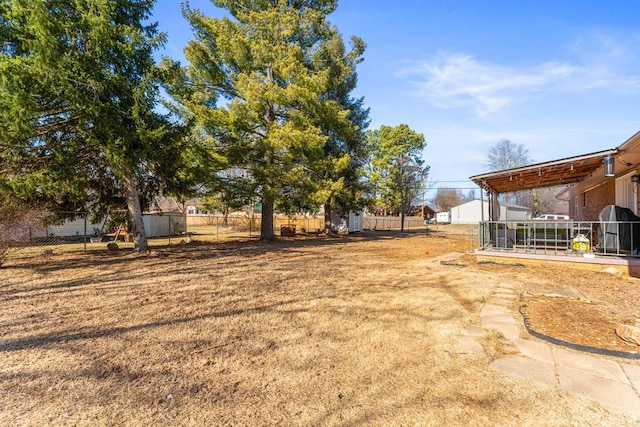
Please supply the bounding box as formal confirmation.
[0,207,47,267]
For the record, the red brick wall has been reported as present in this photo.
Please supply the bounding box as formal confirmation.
[581,180,616,221]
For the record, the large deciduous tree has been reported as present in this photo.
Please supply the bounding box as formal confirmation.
[368,124,429,231]
[175,0,355,240]
[485,139,534,207]
[485,139,532,171]
[432,188,464,212]
[0,0,179,251]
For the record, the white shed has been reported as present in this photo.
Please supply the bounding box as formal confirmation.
[449,200,531,224]
[31,217,106,238]
[142,212,186,237]
[348,211,364,232]
[330,210,363,233]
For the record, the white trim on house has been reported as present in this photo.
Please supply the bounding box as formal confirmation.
[616,171,638,215]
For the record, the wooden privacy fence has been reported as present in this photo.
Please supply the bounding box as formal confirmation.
[186,214,326,233]
[362,216,428,230]
[186,214,430,233]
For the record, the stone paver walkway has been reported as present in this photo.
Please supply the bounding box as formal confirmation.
[480,279,640,420]
[427,252,640,419]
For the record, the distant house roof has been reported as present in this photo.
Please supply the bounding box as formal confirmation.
[452,199,530,211]
[421,205,436,214]
[500,202,532,211]
[152,197,201,212]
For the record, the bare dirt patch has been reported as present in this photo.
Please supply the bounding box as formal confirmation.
[468,253,640,354]
[0,228,638,425]
[518,267,640,354]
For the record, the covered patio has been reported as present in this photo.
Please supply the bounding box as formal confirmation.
[469,137,640,277]
[470,149,618,196]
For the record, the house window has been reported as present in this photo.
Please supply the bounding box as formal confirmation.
[574,196,579,217]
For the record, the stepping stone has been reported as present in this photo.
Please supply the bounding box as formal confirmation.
[490,355,556,386]
[557,368,640,418]
[455,336,483,354]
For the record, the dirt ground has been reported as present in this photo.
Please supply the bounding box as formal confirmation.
[1,227,639,426]
[517,271,640,354]
[472,252,640,354]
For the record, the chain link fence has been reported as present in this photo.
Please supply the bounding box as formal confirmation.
[186,214,432,238]
[0,209,66,265]
[2,211,435,262]
[186,213,327,239]
[1,211,188,261]
[363,216,428,230]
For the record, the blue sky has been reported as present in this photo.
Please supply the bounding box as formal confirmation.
[152,1,640,196]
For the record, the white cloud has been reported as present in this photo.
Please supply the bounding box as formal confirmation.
[400,36,640,117]
[398,53,578,117]
[568,31,640,92]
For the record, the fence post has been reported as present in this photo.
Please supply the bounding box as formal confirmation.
[83,212,87,252]
[184,211,187,238]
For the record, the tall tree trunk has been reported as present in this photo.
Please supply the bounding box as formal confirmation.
[400,200,406,232]
[125,174,148,251]
[323,200,333,234]
[261,66,276,241]
[260,196,275,240]
[222,206,229,227]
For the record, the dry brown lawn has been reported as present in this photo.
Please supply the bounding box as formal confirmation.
[1,227,639,426]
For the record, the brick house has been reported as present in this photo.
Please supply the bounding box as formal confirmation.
[568,131,640,221]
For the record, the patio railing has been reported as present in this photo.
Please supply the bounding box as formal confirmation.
[478,220,640,257]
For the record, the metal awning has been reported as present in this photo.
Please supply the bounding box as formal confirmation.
[470,148,618,194]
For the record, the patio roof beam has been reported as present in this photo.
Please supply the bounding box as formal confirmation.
[470,148,618,194]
